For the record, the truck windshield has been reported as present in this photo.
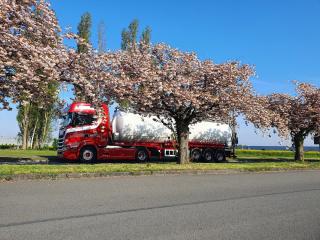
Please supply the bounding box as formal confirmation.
[60,113,96,128]
[71,113,95,126]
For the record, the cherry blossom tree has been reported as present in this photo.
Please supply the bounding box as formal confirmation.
[108,44,276,164]
[267,83,320,161]
[58,35,118,105]
[0,0,117,111]
[0,0,68,109]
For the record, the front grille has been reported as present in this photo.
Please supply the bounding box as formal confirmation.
[57,137,65,151]
[57,129,66,151]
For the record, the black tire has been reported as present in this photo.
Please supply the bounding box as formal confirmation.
[136,148,149,162]
[190,149,202,162]
[215,151,226,162]
[80,146,96,164]
[203,149,214,162]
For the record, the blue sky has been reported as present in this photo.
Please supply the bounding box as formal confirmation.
[0,0,319,146]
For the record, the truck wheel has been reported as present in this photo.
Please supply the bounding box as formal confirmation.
[136,148,149,162]
[190,149,201,162]
[80,147,96,164]
[203,149,214,162]
[215,151,226,162]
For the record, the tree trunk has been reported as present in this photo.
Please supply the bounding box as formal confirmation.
[33,136,39,150]
[230,111,237,159]
[176,123,190,164]
[231,123,237,159]
[30,117,38,149]
[293,133,304,162]
[40,112,49,148]
[22,126,28,150]
[21,103,30,150]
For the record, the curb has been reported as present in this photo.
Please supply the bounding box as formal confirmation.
[1,168,320,182]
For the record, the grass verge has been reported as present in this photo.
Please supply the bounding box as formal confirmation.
[0,149,55,161]
[1,161,320,181]
[0,149,320,181]
[236,149,320,159]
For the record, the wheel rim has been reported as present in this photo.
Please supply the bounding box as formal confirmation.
[205,152,212,161]
[83,150,93,161]
[216,153,224,162]
[192,150,201,161]
[137,151,147,161]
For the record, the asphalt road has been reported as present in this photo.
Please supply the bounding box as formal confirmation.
[1,171,320,240]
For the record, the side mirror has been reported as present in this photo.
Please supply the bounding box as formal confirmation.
[314,136,320,145]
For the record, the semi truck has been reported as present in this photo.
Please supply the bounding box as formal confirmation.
[57,102,232,163]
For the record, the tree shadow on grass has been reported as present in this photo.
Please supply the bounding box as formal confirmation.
[1,155,318,165]
[0,155,178,165]
[94,157,177,165]
[234,157,320,163]
[0,156,70,165]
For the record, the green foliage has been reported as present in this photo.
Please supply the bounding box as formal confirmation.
[128,19,139,45]
[121,19,152,50]
[52,138,58,151]
[121,29,131,50]
[77,12,92,53]
[0,144,16,150]
[16,81,59,149]
[141,26,151,45]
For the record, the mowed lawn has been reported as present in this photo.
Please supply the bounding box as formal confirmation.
[0,149,319,179]
[0,149,56,159]
[236,149,320,160]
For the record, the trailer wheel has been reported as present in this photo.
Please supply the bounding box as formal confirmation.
[190,149,202,162]
[80,146,96,164]
[215,151,226,162]
[136,148,149,162]
[203,149,214,162]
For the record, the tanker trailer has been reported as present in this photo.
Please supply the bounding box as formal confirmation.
[112,109,232,161]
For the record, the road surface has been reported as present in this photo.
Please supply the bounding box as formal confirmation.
[1,171,320,240]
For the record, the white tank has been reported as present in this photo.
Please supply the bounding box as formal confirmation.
[112,110,172,142]
[112,110,232,146]
[189,121,232,147]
